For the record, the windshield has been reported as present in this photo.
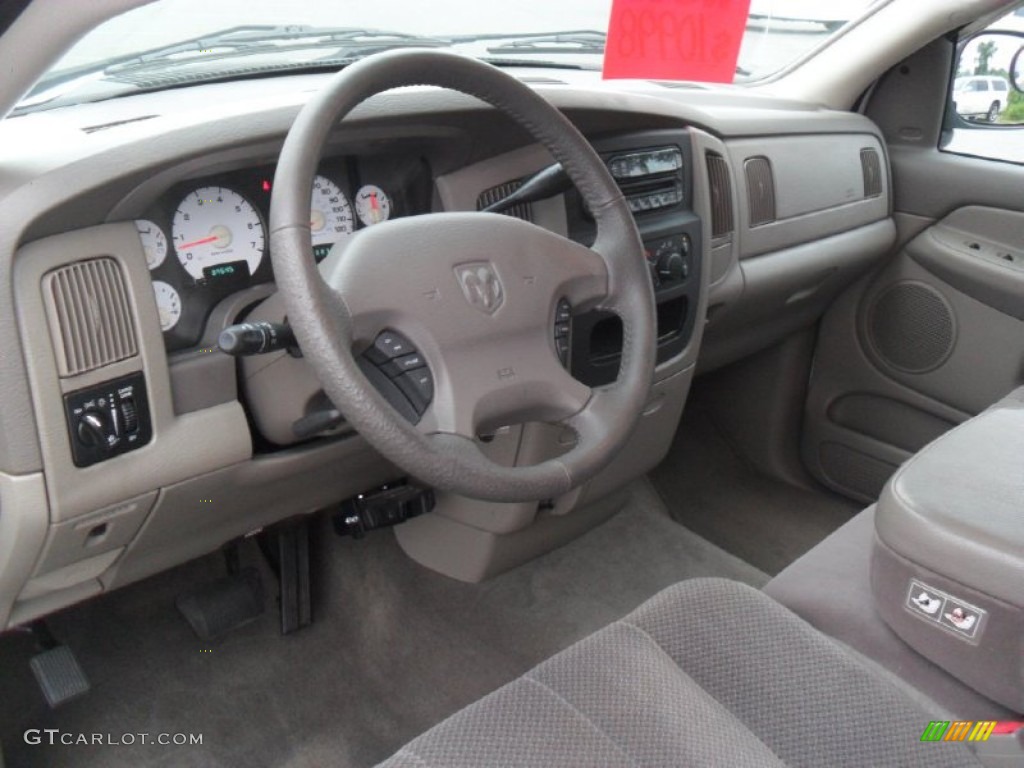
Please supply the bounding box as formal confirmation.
[20,0,885,112]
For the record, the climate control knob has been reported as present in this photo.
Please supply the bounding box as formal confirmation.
[657,252,688,283]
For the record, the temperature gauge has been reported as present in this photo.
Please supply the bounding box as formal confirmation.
[355,184,391,226]
[151,280,182,332]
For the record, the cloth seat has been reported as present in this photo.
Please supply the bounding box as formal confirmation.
[376,578,981,767]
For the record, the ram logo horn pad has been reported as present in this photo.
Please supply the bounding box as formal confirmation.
[455,262,504,315]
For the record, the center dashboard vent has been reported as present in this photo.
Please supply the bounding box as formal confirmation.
[43,258,138,377]
[744,156,776,227]
[705,152,734,238]
[477,179,533,222]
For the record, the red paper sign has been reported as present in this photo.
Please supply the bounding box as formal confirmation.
[603,0,752,83]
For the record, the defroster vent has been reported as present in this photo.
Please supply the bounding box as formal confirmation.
[861,148,882,198]
[705,152,734,238]
[44,258,138,377]
[744,156,776,227]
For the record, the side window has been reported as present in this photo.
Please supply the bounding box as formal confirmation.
[941,10,1024,163]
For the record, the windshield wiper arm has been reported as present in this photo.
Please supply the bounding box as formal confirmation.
[449,30,606,55]
[103,25,451,74]
[25,26,449,97]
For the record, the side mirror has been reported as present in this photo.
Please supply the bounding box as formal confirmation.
[953,31,1024,124]
[1011,43,1024,93]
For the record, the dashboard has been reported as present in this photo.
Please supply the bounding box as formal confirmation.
[0,68,895,630]
[135,153,432,351]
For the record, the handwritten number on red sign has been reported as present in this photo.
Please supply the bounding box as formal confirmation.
[603,0,752,82]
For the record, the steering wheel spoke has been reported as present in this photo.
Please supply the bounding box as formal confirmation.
[424,333,592,439]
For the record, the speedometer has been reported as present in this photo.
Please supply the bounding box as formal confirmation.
[310,175,354,261]
[172,186,265,280]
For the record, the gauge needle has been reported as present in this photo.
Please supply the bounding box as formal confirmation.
[179,234,219,249]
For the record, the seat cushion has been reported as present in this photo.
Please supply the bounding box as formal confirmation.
[377,578,981,767]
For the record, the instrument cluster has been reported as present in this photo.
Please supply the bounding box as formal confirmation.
[135,154,431,351]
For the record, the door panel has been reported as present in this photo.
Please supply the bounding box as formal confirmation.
[804,214,1024,502]
[801,27,1024,503]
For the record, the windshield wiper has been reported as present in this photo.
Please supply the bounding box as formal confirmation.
[448,30,606,55]
[22,25,449,101]
[105,25,450,74]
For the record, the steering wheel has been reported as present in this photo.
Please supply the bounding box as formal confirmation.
[269,49,655,503]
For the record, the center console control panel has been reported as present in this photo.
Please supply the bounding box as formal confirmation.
[567,129,702,387]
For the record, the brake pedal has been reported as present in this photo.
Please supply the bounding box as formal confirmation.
[29,636,90,708]
[176,566,265,639]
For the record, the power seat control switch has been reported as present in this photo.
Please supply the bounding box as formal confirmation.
[64,372,152,468]
[359,330,434,423]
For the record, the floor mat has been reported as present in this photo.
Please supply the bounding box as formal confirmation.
[0,479,765,768]
[650,404,861,577]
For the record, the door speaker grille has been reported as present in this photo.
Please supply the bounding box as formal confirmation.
[44,258,138,377]
[744,156,776,226]
[866,282,955,374]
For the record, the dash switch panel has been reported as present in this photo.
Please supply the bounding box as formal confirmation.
[64,372,152,468]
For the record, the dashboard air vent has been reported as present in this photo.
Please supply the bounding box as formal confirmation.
[44,258,138,377]
[861,148,882,198]
[477,179,533,222]
[705,152,734,238]
[744,156,776,227]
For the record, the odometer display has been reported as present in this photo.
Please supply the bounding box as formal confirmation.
[172,186,265,280]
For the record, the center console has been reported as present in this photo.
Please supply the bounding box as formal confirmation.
[568,130,702,386]
[872,387,1024,713]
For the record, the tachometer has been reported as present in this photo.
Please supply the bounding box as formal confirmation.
[134,219,167,270]
[311,175,354,261]
[355,184,391,226]
[171,186,264,280]
[151,281,182,331]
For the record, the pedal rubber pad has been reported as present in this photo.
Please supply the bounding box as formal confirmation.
[30,645,90,707]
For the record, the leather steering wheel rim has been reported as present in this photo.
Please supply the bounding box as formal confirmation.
[269,49,656,503]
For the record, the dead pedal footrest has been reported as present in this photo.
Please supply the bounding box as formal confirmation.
[30,645,90,708]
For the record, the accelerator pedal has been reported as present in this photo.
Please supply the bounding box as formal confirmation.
[176,566,264,639]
